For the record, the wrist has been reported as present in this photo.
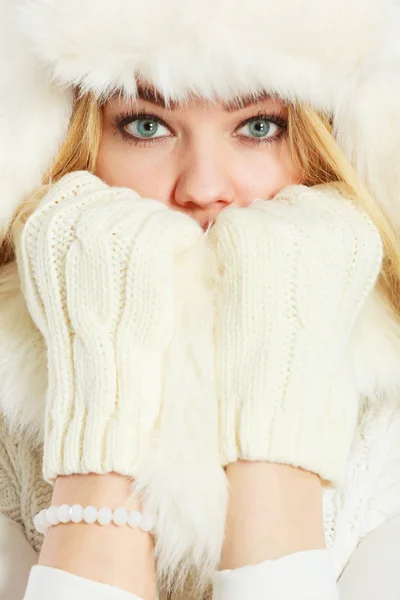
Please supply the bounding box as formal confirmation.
[51,472,138,510]
[225,460,323,525]
[226,460,321,488]
[221,461,325,569]
[40,472,156,599]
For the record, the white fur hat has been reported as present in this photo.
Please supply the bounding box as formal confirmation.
[1,0,400,237]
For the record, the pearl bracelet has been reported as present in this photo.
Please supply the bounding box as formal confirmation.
[34,504,154,535]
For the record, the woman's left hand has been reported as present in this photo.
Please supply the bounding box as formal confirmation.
[209,184,383,485]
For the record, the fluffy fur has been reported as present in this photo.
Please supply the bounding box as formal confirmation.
[0,0,400,235]
[19,0,388,103]
[351,292,400,399]
[0,262,47,446]
[0,0,72,238]
[131,237,227,591]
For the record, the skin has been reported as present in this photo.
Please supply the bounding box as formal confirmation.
[38,91,325,599]
[96,89,298,228]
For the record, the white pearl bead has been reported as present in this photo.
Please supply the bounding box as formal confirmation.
[97,507,113,526]
[70,504,84,523]
[46,506,61,526]
[83,505,98,524]
[58,504,72,523]
[127,510,142,528]
[140,514,154,533]
[39,509,48,528]
[34,513,47,534]
[113,507,128,526]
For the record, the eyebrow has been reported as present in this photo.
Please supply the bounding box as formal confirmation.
[130,86,274,112]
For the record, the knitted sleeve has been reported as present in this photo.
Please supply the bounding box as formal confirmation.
[0,416,22,525]
[0,413,52,554]
[0,415,41,599]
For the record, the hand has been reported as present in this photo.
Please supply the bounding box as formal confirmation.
[209,184,383,484]
[18,170,205,481]
[16,171,226,584]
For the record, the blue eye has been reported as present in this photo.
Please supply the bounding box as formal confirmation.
[125,117,170,139]
[238,118,279,139]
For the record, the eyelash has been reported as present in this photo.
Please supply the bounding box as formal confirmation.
[113,109,288,148]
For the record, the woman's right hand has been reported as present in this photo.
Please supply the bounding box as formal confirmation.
[19,170,205,482]
[16,171,227,585]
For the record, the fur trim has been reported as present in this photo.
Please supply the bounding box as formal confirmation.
[132,237,227,591]
[0,262,46,446]
[0,0,400,233]
[352,291,400,400]
[0,0,72,239]
[19,0,389,103]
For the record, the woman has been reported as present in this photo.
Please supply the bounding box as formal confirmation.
[0,0,400,599]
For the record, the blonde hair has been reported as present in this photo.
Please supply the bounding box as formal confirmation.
[2,92,400,318]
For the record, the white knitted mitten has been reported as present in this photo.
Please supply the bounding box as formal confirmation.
[17,171,227,585]
[209,185,383,484]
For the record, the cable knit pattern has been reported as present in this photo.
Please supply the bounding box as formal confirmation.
[12,171,228,589]
[18,171,208,482]
[323,393,400,576]
[0,416,52,554]
[209,185,383,484]
[0,418,22,526]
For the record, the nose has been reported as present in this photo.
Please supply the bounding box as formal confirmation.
[173,145,235,222]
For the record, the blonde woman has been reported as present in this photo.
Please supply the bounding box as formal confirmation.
[1,1,400,599]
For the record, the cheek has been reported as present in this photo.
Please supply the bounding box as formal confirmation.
[96,134,175,203]
[234,141,300,205]
[96,131,300,206]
